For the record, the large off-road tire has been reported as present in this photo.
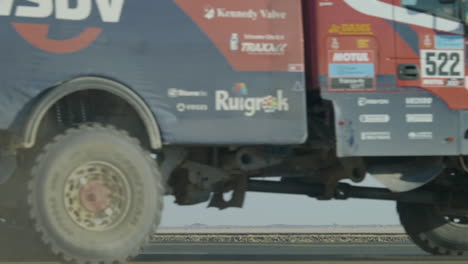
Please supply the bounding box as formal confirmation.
[398,202,468,256]
[28,123,163,263]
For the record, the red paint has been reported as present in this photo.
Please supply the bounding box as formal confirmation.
[313,0,468,110]
[13,23,102,54]
[338,121,348,126]
[173,0,304,72]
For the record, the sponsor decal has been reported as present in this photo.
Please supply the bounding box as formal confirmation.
[421,50,464,79]
[361,132,391,140]
[408,132,433,140]
[423,35,433,48]
[168,88,208,98]
[406,114,433,123]
[435,35,464,50]
[175,0,304,72]
[358,97,389,106]
[230,33,288,56]
[420,35,464,88]
[291,81,304,92]
[331,38,340,49]
[422,78,464,87]
[204,6,286,21]
[357,39,370,49]
[422,79,444,85]
[328,63,374,75]
[243,34,285,41]
[288,64,304,72]
[319,0,334,7]
[240,42,288,55]
[328,24,373,35]
[359,114,390,123]
[446,79,464,87]
[331,52,372,63]
[233,82,248,95]
[329,50,375,90]
[230,33,240,52]
[405,97,432,108]
[2,0,125,54]
[332,78,373,89]
[215,89,289,116]
[176,103,208,112]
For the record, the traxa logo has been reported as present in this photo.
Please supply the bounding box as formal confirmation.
[1,0,125,54]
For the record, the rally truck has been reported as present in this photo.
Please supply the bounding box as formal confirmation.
[2,0,468,262]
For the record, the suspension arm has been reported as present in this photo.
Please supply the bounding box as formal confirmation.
[247,180,443,205]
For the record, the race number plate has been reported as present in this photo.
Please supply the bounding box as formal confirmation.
[420,35,465,87]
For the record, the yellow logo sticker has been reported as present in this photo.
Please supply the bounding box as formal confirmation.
[357,39,370,48]
[329,24,373,35]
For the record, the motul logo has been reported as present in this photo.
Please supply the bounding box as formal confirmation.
[1,0,125,53]
[332,52,371,63]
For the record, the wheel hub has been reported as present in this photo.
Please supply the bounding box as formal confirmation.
[64,162,131,232]
[79,180,111,213]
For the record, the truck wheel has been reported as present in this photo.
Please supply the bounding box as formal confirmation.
[28,124,163,263]
[398,202,468,255]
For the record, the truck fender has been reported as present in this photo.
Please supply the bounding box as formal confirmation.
[19,76,162,150]
[368,157,444,192]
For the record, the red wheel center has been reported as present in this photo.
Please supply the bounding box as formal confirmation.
[79,180,111,213]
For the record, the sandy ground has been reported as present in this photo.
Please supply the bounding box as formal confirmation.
[152,233,410,243]
[153,226,410,243]
[157,225,405,234]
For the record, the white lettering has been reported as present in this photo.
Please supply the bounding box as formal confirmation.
[405,97,433,105]
[16,0,53,18]
[7,0,125,22]
[241,42,288,54]
[259,9,286,19]
[361,132,391,140]
[96,0,125,23]
[168,88,208,98]
[207,8,286,21]
[216,90,289,116]
[217,8,258,20]
[332,52,370,62]
[56,0,92,21]
[406,114,433,123]
[408,132,433,140]
[0,0,14,16]
[359,114,390,123]
[358,97,389,106]
[177,103,208,112]
[422,79,444,85]
[243,34,285,41]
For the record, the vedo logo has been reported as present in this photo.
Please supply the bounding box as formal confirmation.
[1,0,125,54]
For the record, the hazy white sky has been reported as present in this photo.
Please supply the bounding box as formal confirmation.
[160,176,400,227]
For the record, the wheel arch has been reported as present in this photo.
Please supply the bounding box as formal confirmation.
[19,76,162,150]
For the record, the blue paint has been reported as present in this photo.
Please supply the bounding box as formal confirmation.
[435,35,464,50]
[0,0,308,145]
[329,64,374,77]
[388,20,419,54]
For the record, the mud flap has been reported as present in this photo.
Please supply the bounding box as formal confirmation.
[368,158,444,192]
